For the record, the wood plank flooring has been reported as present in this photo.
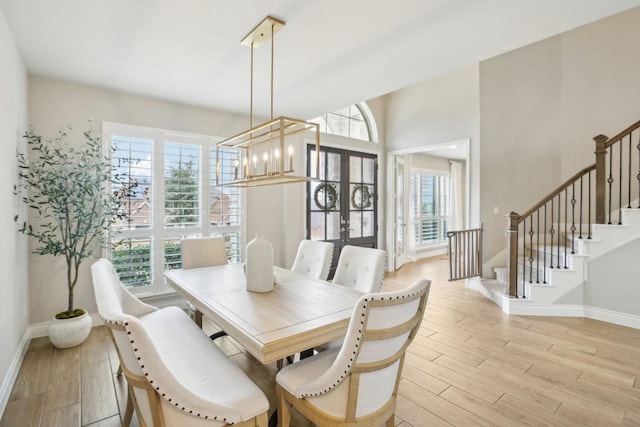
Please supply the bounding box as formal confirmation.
[2,255,640,426]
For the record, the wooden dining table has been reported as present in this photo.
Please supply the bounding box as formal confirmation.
[164,263,364,365]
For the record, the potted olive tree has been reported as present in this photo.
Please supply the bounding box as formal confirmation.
[15,125,132,348]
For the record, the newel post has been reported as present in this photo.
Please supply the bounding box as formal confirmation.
[593,134,608,224]
[506,212,519,298]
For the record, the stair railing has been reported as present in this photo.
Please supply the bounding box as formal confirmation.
[595,119,640,225]
[505,119,640,298]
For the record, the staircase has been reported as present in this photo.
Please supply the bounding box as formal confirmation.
[470,119,640,328]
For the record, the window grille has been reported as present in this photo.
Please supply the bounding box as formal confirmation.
[105,123,243,292]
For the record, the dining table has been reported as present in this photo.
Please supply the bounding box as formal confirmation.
[164,263,365,365]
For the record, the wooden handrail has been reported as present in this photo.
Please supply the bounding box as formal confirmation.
[604,119,640,148]
[516,164,596,223]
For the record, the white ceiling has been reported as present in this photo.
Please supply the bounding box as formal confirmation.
[2,0,640,120]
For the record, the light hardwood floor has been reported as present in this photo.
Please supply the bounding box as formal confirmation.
[2,256,640,426]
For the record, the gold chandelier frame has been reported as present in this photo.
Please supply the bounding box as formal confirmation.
[215,16,320,188]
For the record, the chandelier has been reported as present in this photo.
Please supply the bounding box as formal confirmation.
[215,16,320,187]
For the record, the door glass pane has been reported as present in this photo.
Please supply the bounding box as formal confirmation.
[318,151,326,180]
[363,158,375,184]
[349,156,361,182]
[310,212,325,240]
[350,211,362,238]
[362,211,374,237]
[310,181,321,210]
[327,152,341,181]
[326,212,341,240]
[309,149,318,178]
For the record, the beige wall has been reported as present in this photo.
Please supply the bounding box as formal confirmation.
[384,64,480,230]
[479,6,640,270]
[27,76,294,324]
[0,8,28,409]
[587,237,640,315]
[411,153,451,173]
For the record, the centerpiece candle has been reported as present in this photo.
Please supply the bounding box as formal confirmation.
[288,145,294,171]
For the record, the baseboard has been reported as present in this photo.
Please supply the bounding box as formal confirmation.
[474,277,640,329]
[504,302,586,317]
[502,301,640,329]
[0,330,30,418]
[584,306,640,329]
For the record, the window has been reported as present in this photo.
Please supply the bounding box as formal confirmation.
[310,102,378,142]
[410,172,449,246]
[104,123,242,293]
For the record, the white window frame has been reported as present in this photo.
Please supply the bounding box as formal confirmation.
[410,168,450,248]
[311,102,379,143]
[103,122,244,295]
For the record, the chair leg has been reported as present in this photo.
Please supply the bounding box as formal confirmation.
[276,385,291,427]
[256,411,269,427]
[123,385,134,427]
[386,414,395,427]
[117,364,123,377]
[194,309,203,328]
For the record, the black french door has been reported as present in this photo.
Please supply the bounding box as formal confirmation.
[306,145,378,278]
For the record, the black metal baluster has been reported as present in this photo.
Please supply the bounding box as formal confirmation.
[619,141,623,224]
[628,134,632,208]
[543,204,547,283]
[564,189,568,268]
[536,209,540,283]
[608,145,613,224]
[528,219,534,284]
[463,231,468,279]
[522,220,526,297]
[587,171,591,240]
[557,194,561,269]
[549,198,555,269]
[637,133,640,208]
[579,176,583,239]
[570,184,576,255]
[515,226,520,298]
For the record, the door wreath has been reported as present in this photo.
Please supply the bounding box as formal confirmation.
[313,182,338,210]
[351,184,372,209]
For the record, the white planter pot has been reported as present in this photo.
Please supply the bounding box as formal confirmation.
[48,311,92,348]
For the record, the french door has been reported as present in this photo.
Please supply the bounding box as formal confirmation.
[306,145,378,278]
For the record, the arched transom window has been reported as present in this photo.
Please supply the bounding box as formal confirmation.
[311,102,378,143]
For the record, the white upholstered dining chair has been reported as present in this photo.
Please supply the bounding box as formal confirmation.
[181,236,228,336]
[91,258,157,427]
[315,245,387,351]
[332,245,386,293]
[291,239,334,280]
[92,258,269,427]
[181,236,228,270]
[276,279,430,427]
